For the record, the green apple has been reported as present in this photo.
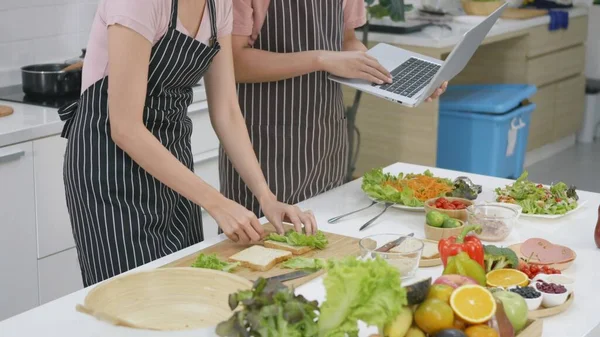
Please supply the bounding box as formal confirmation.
[493,290,528,332]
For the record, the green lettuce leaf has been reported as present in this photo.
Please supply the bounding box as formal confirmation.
[266,230,329,249]
[318,257,407,337]
[191,253,239,272]
[281,257,328,272]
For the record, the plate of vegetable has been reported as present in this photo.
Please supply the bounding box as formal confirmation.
[494,171,585,218]
[362,168,481,210]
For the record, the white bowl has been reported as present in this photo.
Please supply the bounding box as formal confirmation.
[533,274,575,295]
[525,294,543,311]
[508,286,542,311]
[540,291,569,308]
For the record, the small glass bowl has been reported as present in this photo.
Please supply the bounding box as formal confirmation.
[467,204,519,241]
[359,234,424,279]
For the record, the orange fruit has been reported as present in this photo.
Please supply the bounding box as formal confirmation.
[486,269,529,288]
[427,284,455,304]
[449,285,497,324]
[465,325,500,337]
[414,299,455,334]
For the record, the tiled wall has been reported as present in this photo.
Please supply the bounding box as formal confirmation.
[0,0,99,87]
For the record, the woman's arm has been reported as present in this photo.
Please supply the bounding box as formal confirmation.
[106,24,263,243]
[204,35,317,235]
[232,35,391,84]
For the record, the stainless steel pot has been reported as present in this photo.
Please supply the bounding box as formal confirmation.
[21,63,82,96]
[20,49,86,97]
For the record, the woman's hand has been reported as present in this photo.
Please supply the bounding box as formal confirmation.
[206,197,265,244]
[260,195,318,235]
[318,51,393,85]
[425,81,448,102]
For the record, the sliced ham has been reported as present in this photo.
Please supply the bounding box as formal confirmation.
[521,238,575,264]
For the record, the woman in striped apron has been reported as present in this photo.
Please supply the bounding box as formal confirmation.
[220,0,448,217]
[58,0,315,287]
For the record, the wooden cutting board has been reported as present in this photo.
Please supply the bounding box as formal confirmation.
[162,223,363,288]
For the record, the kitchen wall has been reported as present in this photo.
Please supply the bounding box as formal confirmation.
[0,0,99,87]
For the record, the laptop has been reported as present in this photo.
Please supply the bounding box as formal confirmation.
[329,3,508,108]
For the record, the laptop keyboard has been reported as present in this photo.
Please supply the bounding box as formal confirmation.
[373,57,441,98]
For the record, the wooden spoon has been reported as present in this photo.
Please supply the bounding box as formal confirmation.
[62,61,83,72]
[76,304,147,330]
[0,105,14,117]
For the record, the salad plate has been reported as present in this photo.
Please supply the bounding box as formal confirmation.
[519,200,588,219]
[494,172,582,218]
[361,168,481,211]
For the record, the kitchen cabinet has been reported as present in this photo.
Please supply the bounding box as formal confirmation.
[0,142,39,321]
[33,136,73,258]
[37,248,82,305]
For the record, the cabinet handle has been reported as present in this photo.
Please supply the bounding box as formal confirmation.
[0,149,25,163]
[193,149,219,165]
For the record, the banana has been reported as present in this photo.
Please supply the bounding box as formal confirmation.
[383,306,413,337]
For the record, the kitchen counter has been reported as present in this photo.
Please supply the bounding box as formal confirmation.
[0,86,207,148]
[1,162,598,337]
[363,7,588,49]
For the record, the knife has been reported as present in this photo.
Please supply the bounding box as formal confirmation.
[375,233,415,253]
[264,270,315,283]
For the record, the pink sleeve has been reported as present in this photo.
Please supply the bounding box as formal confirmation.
[232,0,254,36]
[343,0,367,29]
[102,0,167,43]
[217,0,234,37]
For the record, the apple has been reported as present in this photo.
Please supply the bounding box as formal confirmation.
[493,290,528,332]
[433,275,478,289]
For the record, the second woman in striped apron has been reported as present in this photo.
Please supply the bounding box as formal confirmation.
[59,0,315,287]
[221,0,448,217]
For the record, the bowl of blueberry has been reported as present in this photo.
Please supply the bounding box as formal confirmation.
[510,286,542,310]
[535,279,569,308]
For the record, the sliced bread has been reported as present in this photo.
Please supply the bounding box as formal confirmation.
[229,245,292,272]
[264,240,314,255]
[421,240,440,259]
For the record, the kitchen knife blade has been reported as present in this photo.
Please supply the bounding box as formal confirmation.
[375,233,415,252]
[264,270,314,283]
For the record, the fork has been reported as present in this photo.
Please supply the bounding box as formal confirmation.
[359,203,393,231]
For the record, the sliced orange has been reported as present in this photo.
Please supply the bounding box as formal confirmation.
[449,285,497,324]
[486,269,529,288]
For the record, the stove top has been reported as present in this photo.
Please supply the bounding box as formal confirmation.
[0,85,79,109]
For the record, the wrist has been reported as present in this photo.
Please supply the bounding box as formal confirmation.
[195,186,225,214]
[315,50,331,72]
[256,190,277,206]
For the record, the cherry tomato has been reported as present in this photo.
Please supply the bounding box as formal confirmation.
[447,204,456,210]
[537,184,543,188]
[456,204,466,210]
[531,265,539,273]
[555,198,562,202]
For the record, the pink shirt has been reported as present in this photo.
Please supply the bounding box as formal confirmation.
[233,0,367,45]
[81,0,233,93]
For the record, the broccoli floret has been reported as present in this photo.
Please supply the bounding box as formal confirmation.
[483,245,519,272]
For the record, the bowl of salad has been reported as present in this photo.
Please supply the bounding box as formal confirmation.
[494,172,580,218]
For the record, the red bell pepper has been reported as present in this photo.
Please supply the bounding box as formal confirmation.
[438,225,485,268]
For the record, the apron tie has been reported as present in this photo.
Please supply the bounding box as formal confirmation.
[58,100,79,138]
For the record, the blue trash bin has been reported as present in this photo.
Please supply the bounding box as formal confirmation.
[436,84,537,179]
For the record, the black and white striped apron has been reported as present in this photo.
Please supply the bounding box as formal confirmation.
[219,0,348,217]
[58,0,220,287]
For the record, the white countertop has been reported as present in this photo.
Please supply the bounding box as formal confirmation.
[1,162,598,337]
[364,6,588,48]
[0,86,207,148]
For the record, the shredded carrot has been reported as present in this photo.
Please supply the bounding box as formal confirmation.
[383,174,453,201]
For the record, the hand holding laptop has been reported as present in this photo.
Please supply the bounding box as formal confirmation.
[319,51,448,101]
[318,51,393,85]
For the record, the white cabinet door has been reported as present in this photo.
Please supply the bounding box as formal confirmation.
[0,142,39,321]
[33,136,73,258]
[189,102,220,156]
[38,248,83,305]
[193,150,220,239]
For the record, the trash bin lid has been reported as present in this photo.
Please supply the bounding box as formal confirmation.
[439,84,538,114]
[586,78,600,94]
